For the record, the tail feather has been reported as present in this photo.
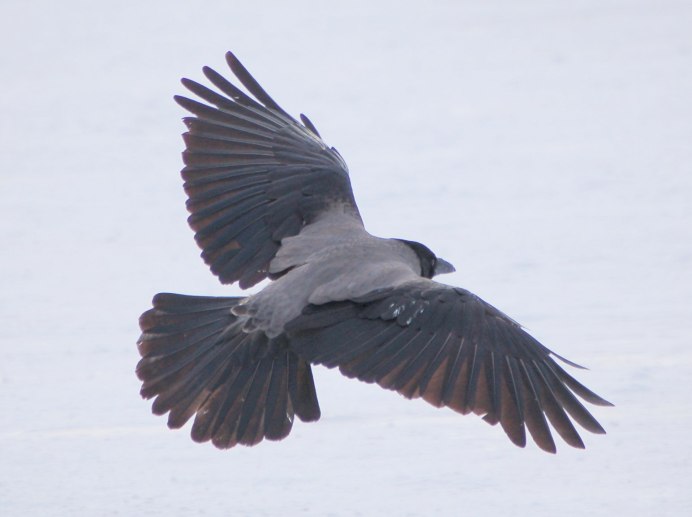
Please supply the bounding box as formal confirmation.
[136,293,321,448]
[264,357,293,440]
[289,358,322,422]
[235,356,275,444]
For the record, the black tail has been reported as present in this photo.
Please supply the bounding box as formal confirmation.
[136,293,321,448]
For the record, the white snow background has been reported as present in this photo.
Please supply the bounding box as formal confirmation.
[1,1,691,515]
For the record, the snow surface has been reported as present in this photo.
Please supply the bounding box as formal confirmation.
[1,1,691,515]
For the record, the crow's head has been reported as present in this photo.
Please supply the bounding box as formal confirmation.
[396,239,456,279]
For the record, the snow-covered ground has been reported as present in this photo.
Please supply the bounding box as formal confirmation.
[1,1,691,515]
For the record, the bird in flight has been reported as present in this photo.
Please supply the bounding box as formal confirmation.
[137,52,612,453]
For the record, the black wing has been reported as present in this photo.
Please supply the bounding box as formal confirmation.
[287,283,612,453]
[177,52,362,288]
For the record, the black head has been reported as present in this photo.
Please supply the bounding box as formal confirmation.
[396,239,456,278]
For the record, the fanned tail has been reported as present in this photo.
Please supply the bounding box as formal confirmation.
[136,293,320,448]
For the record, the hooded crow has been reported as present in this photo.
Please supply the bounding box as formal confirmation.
[136,52,612,453]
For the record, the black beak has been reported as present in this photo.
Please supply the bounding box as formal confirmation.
[434,257,456,275]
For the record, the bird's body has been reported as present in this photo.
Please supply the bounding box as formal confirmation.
[244,215,426,336]
[137,52,611,453]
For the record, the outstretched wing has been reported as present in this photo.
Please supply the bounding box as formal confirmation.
[177,52,362,288]
[287,282,612,453]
